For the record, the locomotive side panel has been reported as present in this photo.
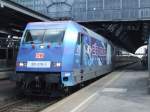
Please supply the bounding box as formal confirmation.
[61,23,79,86]
[72,32,114,86]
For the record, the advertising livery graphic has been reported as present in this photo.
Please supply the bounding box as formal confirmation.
[83,36,107,66]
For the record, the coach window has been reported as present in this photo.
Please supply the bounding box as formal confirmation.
[80,33,84,65]
[74,33,83,67]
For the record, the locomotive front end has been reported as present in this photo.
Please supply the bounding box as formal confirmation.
[15,23,65,94]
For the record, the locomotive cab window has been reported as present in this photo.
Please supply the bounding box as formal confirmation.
[43,29,65,44]
[23,30,44,44]
[23,29,65,44]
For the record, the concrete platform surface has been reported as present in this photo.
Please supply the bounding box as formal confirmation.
[41,63,149,112]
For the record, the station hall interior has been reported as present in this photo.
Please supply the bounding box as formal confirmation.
[0,0,149,112]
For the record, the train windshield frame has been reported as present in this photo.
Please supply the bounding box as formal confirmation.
[23,29,65,44]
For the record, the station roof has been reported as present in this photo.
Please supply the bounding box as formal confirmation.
[0,0,148,53]
[81,21,149,53]
[0,0,52,37]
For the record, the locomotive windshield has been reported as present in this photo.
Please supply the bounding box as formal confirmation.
[43,29,64,43]
[23,29,65,44]
[23,30,44,43]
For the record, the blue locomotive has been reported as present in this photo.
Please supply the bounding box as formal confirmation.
[14,21,115,94]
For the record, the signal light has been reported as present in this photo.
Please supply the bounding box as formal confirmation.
[16,62,20,67]
[47,44,51,48]
[32,44,35,49]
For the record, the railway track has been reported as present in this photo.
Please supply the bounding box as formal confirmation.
[0,97,58,112]
[0,99,25,112]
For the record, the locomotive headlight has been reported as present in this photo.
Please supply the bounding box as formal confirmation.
[53,62,61,67]
[40,45,45,49]
[19,62,24,67]
[17,62,27,67]
[56,62,61,67]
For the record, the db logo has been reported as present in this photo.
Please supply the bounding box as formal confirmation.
[35,53,44,59]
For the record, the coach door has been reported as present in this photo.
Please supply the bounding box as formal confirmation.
[79,33,84,82]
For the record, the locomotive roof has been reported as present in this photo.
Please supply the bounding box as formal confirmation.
[26,21,71,29]
[26,21,107,43]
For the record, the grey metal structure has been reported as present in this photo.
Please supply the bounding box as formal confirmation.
[11,0,150,22]
[148,36,150,91]
[0,0,52,36]
[8,0,149,53]
[1,0,51,22]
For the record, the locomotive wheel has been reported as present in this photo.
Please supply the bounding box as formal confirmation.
[16,81,22,88]
[80,81,84,88]
[64,87,71,96]
[15,82,25,97]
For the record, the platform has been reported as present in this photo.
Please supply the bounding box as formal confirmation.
[41,62,149,112]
